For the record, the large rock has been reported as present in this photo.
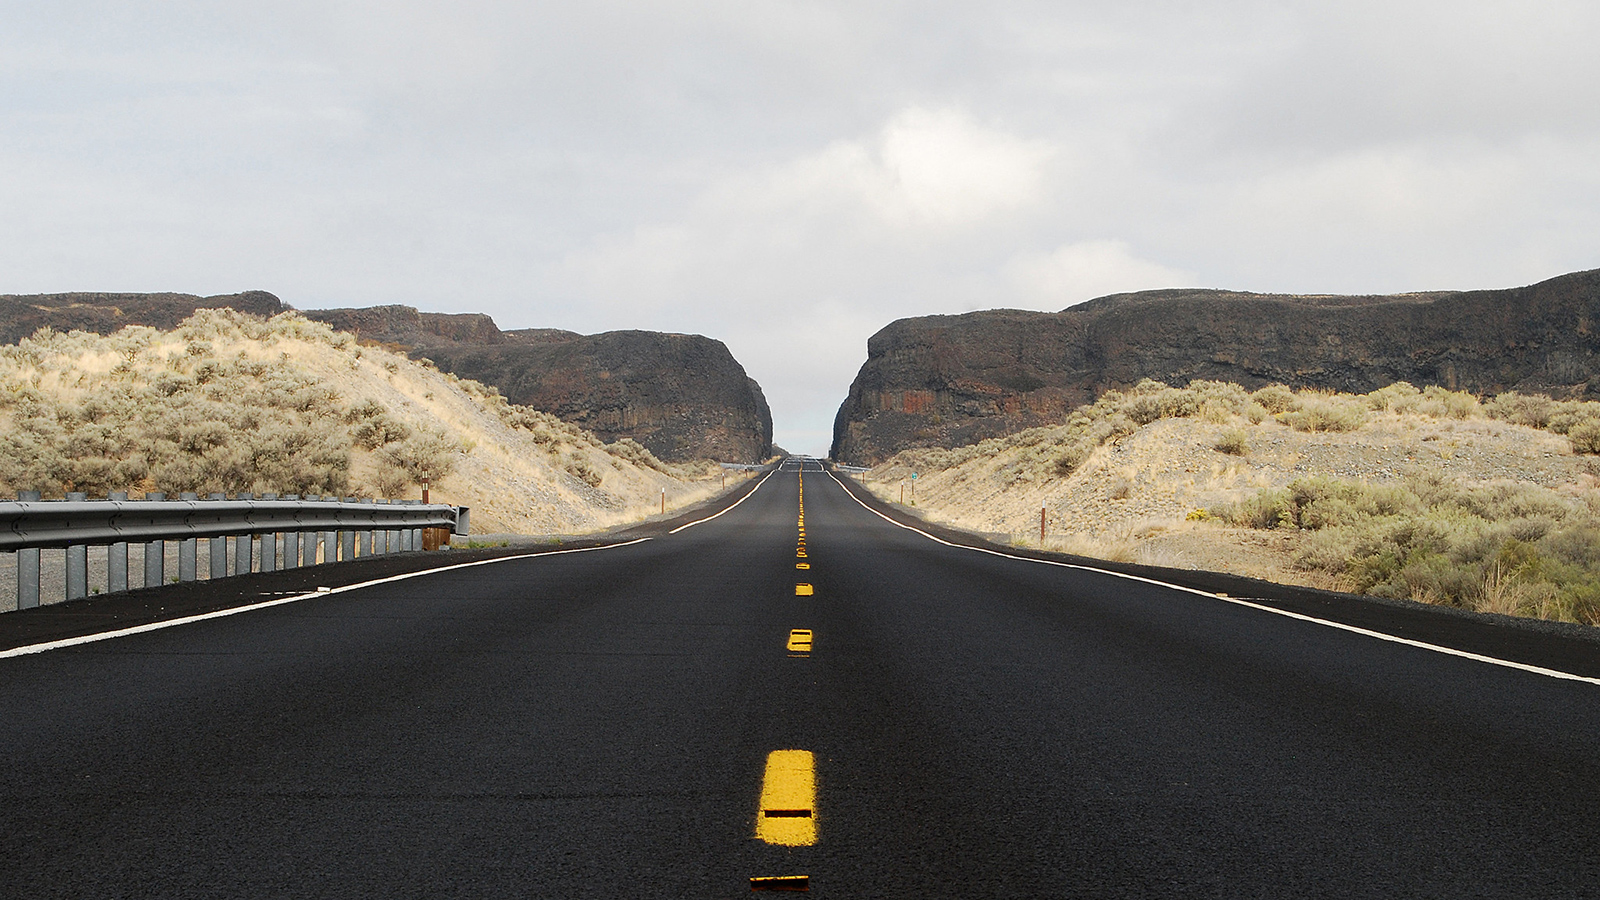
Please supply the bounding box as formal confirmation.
[298,305,508,347]
[417,330,773,463]
[0,291,283,344]
[832,268,1600,465]
[296,308,771,463]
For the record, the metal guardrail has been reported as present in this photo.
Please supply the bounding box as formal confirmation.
[3,491,470,613]
[832,464,871,474]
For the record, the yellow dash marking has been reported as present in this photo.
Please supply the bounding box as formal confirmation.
[750,874,809,891]
[756,750,816,846]
[796,551,807,558]
[795,583,813,596]
[795,562,809,569]
[787,629,813,652]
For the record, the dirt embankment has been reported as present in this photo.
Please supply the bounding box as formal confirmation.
[859,381,1600,624]
[0,310,752,536]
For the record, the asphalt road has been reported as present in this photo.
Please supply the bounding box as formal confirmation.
[3,457,1599,898]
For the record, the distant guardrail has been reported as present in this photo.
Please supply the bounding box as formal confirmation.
[718,463,767,471]
[832,464,871,474]
[2,491,468,612]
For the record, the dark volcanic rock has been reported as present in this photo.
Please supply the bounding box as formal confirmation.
[301,305,506,346]
[422,330,773,463]
[300,308,771,463]
[832,269,1600,465]
[0,291,282,344]
[0,292,772,464]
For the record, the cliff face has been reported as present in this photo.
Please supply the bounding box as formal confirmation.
[0,291,283,344]
[419,330,773,463]
[299,306,771,462]
[0,293,772,463]
[832,269,1600,465]
[298,305,510,347]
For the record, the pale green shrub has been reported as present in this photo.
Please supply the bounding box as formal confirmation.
[1217,474,1600,624]
[1568,420,1600,454]
[1214,428,1249,455]
[1278,394,1369,432]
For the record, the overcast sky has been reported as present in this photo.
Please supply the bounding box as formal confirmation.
[3,2,1597,454]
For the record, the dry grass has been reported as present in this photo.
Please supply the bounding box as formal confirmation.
[861,379,1600,626]
[0,310,743,534]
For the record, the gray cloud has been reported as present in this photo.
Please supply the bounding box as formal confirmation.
[1,1,1595,453]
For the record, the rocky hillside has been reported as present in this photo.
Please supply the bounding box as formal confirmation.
[0,292,773,464]
[306,306,774,464]
[832,268,1600,465]
[0,291,283,345]
[0,309,740,535]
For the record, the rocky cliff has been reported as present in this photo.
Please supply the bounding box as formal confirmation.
[299,306,772,462]
[416,331,773,464]
[0,291,283,344]
[0,293,772,463]
[832,268,1600,465]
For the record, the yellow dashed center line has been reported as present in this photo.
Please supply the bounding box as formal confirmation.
[750,874,809,891]
[795,562,809,569]
[794,583,813,596]
[786,629,813,653]
[756,750,817,846]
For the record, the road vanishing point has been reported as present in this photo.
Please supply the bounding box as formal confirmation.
[3,456,1600,897]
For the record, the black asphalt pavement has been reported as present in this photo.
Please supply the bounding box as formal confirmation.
[3,458,1599,898]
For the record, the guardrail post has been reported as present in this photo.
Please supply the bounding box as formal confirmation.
[208,493,227,578]
[65,492,89,600]
[360,499,375,556]
[17,490,41,609]
[144,492,166,588]
[340,499,356,561]
[108,491,129,592]
[178,492,199,582]
[234,492,254,575]
[303,498,321,565]
[259,493,277,572]
[282,496,300,568]
[376,500,392,555]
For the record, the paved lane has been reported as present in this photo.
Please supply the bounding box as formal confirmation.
[3,457,1599,897]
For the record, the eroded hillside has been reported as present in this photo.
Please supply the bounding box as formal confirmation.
[857,380,1600,625]
[0,310,743,535]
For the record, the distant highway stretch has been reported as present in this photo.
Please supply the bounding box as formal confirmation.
[3,457,1599,898]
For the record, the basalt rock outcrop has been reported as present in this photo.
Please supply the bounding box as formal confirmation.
[415,330,773,464]
[299,306,772,463]
[832,268,1600,465]
[0,291,283,344]
[0,292,772,463]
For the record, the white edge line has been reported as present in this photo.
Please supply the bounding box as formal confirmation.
[825,468,1600,687]
[668,467,778,534]
[0,538,654,659]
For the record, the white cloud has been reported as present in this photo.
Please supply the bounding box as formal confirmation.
[2,3,1599,455]
[1003,241,1195,307]
[873,107,1054,226]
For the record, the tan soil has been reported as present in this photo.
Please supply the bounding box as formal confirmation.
[861,413,1600,592]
